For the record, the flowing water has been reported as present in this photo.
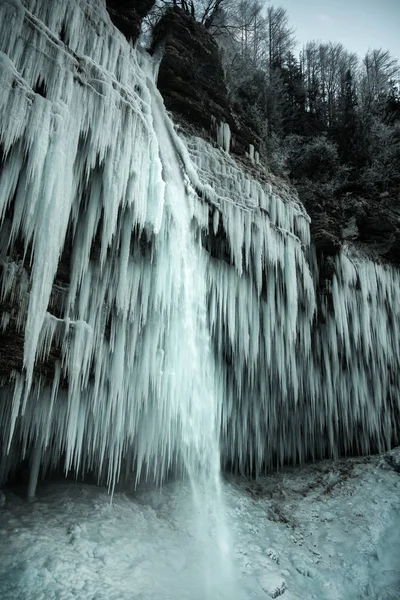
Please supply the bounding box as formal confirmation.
[144,57,237,598]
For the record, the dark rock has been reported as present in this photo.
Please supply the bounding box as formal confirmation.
[300,194,343,260]
[106,0,155,43]
[201,206,232,266]
[341,190,400,267]
[300,179,400,270]
[312,224,342,257]
[151,7,260,157]
[385,230,400,263]
[384,448,400,473]
[0,307,66,384]
[356,208,397,241]
[0,320,24,376]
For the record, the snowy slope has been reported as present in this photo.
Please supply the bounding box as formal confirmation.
[1,454,399,600]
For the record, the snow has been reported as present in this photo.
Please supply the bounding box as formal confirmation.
[1,453,400,599]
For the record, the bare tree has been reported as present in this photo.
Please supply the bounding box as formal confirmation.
[362,49,400,110]
[149,0,234,24]
[267,6,295,71]
[301,41,358,127]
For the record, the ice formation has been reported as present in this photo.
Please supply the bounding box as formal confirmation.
[217,122,231,154]
[0,0,399,496]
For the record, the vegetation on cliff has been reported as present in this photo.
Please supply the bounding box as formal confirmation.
[148,0,400,263]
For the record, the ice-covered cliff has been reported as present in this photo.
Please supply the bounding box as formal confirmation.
[0,0,399,497]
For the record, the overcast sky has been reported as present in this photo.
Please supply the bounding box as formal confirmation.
[273,0,400,62]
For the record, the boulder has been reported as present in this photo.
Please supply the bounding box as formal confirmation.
[106,0,155,42]
[151,7,260,157]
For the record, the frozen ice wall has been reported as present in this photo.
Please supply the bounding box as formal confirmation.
[0,0,188,491]
[0,0,399,493]
[184,136,400,473]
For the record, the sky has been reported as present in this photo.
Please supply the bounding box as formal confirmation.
[273,0,400,62]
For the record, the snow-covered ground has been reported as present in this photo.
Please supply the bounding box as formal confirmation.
[0,453,399,600]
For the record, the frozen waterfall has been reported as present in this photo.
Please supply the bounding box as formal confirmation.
[0,0,400,504]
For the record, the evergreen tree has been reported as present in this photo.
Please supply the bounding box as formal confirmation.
[334,68,359,164]
[280,52,306,135]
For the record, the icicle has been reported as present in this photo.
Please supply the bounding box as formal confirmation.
[249,144,254,163]
[1,0,400,494]
[27,441,41,499]
[217,122,231,154]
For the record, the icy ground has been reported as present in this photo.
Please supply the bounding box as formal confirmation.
[0,453,399,600]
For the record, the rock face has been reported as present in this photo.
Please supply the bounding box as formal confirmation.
[384,447,400,473]
[151,7,260,156]
[309,188,400,269]
[344,193,400,265]
[106,0,155,42]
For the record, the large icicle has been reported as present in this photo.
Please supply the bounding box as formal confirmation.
[0,0,169,489]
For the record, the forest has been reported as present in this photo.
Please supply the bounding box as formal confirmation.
[148,0,400,221]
